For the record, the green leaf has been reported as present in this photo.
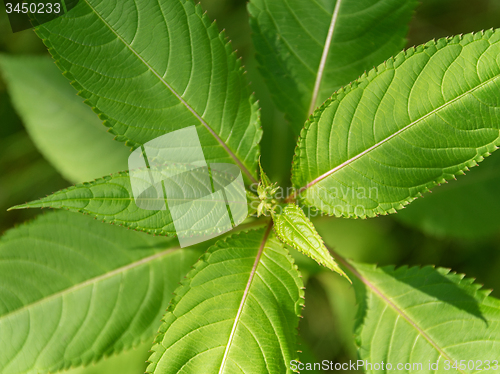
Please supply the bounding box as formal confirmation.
[248,0,418,134]
[9,172,178,236]
[259,157,272,188]
[147,225,304,374]
[292,30,500,218]
[349,262,500,373]
[34,0,262,183]
[0,211,202,374]
[256,159,280,217]
[273,204,349,281]
[9,163,249,237]
[65,342,150,374]
[395,149,500,239]
[0,55,130,184]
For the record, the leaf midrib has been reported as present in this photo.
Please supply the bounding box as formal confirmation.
[331,248,467,374]
[308,0,343,115]
[14,196,242,205]
[0,247,180,322]
[302,72,500,193]
[218,222,273,373]
[278,210,326,262]
[79,0,257,183]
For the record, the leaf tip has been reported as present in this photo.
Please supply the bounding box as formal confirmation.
[330,264,352,284]
[7,204,27,211]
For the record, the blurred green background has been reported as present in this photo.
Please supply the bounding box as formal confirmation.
[1,1,500,373]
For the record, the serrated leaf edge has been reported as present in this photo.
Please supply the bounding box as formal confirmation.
[291,29,500,218]
[273,205,350,282]
[34,0,262,183]
[346,260,494,374]
[146,224,305,374]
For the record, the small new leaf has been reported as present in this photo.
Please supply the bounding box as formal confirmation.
[256,161,279,217]
[273,204,350,282]
[259,157,272,188]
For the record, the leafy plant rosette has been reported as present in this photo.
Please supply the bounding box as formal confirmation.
[0,0,499,373]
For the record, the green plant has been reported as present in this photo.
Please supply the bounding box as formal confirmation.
[1,0,500,373]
